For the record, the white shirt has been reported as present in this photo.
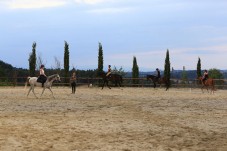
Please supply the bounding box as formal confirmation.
[40,68,45,75]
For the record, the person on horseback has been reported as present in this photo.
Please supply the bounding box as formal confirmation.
[106,65,112,79]
[156,68,161,80]
[202,69,209,85]
[38,65,47,87]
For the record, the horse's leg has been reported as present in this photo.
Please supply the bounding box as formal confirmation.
[212,85,215,94]
[153,80,156,88]
[48,88,55,99]
[209,85,214,94]
[27,86,32,97]
[101,80,105,89]
[31,86,38,98]
[204,81,209,93]
[206,86,209,93]
[40,88,46,98]
[209,86,212,94]
[201,85,205,93]
[107,81,111,89]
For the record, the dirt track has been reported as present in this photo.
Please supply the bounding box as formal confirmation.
[0,86,226,151]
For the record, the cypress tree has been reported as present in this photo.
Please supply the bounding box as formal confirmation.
[132,56,139,85]
[64,41,69,83]
[97,42,104,73]
[197,57,201,78]
[164,49,171,83]
[28,42,37,76]
[182,66,188,83]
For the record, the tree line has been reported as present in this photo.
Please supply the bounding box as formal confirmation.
[0,41,225,86]
[28,41,172,85]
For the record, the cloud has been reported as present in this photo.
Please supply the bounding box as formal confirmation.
[4,0,67,9]
[74,0,114,5]
[172,45,227,55]
[105,44,227,70]
[86,7,133,14]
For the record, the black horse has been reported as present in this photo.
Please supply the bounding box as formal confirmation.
[98,71,123,89]
[146,75,170,91]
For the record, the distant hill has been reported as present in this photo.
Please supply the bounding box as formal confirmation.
[125,70,227,79]
[0,60,14,69]
[0,60,15,77]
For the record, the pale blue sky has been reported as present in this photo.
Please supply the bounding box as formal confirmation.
[0,0,227,71]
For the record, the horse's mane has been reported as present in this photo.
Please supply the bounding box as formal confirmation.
[47,74,59,82]
[147,74,156,78]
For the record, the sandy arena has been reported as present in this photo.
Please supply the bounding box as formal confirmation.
[0,86,226,151]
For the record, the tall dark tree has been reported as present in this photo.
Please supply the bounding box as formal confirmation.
[197,57,202,78]
[132,56,139,85]
[164,49,171,83]
[97,42,104,73]
[181,66,188,84]
[28,42,37,76]
[64,41,70,82]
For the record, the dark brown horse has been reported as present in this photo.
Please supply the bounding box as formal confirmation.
[98,71,123,89]
[147,75,170,91]
[198,76,215,94]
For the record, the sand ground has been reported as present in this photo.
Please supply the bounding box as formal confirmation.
[0,86,226,151]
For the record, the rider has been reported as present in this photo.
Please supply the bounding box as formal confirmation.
[156,68,161,80]
[39,65,47,87]
[106,65,112,78]
[202,69,209,84]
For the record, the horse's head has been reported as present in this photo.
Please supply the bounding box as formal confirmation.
[48,74,61,82]
[56,74,61,82]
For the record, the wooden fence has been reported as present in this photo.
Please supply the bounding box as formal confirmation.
[0,77,227,89]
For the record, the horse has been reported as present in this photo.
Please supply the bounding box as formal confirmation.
[25,74,61,98]
[146,75,170,91]
[97,71,123,89]
[198,76,215,94]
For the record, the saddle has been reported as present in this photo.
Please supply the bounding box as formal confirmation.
[107,74,112,80]
[37,77,42,83]
[37,76,47,83]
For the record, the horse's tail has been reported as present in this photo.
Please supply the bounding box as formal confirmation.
[24,77,31,89]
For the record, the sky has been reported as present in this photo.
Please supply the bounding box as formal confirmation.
[1,0,227,71]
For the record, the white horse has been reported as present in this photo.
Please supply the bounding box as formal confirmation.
[25,74,61,98]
